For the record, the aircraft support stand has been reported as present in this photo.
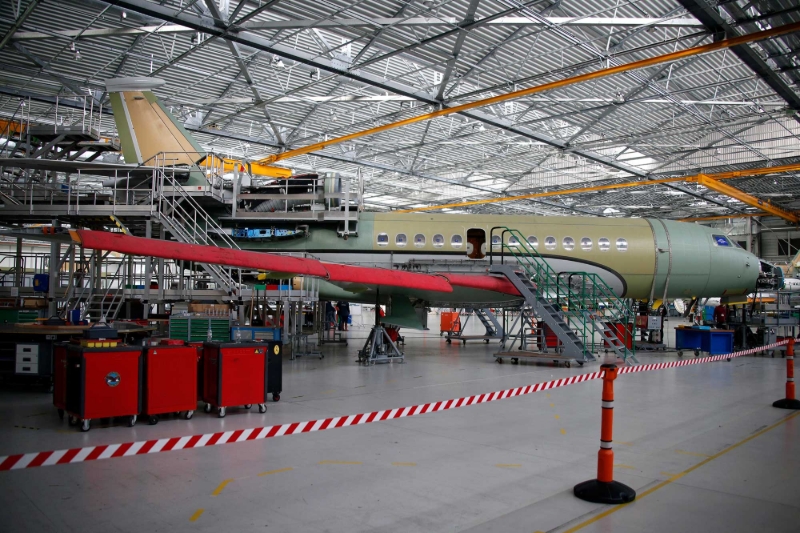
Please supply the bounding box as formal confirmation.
[357,289,404,365]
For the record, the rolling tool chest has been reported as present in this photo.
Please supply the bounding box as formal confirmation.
[202,341,279,417]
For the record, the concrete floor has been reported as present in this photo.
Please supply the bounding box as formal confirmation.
[0,316,798,533]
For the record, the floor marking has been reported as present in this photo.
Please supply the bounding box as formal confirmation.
[391,462,417,466]
[560,428,567,435]
[550,403,555,407]
[211,479,234,496]
[617,441,633,446]
[660,471,676,477]
[292,395,304,399]
[554,414,560,420]
[613,463,635,470]
[495,464,522,468]
[189,509,204,522]
[354,385,366,389]
[318,460,362,465]
[675,449,711,458]
[322,390,336,394]
[560,411,800,533]
[258,467,293,476]
[546,394,551,398]
[13,425,40,430]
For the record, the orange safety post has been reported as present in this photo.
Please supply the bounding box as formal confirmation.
[773,338,800,410]
[574,364,636,504]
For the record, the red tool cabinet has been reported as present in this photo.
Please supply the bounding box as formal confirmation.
[142,341,198,425]
[202,342,269,417]
[65,344,142,432]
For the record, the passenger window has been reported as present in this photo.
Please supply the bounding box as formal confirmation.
[544,236,556,251]
[451,234,463,249]
[432,234,444,248]
[491,235,501,248]
[396,233,407,247]
[598,237,610,251]
[581,237,592,251]
[377,233,389,247]
[562,237,575,251]
[414,233,426,247]
[508,235,520,247]
[616,238,628,252]
[527,236,538,249]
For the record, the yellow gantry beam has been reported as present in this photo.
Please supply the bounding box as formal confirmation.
[694,174,799,224]
[395,163,800,220]
[254,21,800,168]
[200,158,292,178]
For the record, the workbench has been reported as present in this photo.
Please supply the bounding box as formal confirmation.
[0,323,155,382]
[674,326,734,356]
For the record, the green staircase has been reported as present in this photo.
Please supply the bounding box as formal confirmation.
[489,227,637,364]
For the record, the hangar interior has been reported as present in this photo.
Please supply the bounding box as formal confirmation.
[0,0,799,532]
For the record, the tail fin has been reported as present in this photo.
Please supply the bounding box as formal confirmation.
[105,77,205,166]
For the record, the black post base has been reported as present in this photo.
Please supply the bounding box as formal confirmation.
[773,398,800,410]
[574,479,636,504]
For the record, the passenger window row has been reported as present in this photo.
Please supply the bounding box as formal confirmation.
[377,232,628,252]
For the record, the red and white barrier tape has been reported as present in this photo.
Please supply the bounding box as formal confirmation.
[0,341,788,472]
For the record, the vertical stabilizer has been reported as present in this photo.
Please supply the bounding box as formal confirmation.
[105,77,205,166]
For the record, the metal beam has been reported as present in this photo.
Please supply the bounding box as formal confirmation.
[677,0,800,114]
[9,17,706,40]
[695,174,798,224]
[679,213,768,222]
[435,0,481,101]
[11,42,89,98]
[255,21,800,166]
[0,0,42,50]
[395,163,800,219]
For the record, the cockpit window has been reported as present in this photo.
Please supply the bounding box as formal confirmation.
[712,235,731,247]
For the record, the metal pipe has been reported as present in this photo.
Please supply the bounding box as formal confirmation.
[257,21,800,167]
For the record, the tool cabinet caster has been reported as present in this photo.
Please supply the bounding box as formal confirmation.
[218,407,226,418]
[677,351,683,357]
[446,339,451,344]
[57,409,64,420]
[511,358,519,364]
[577,361,584,367]
[128,415,137,427]
[694,350,700,356]
[204,403,212,413]
[68,415,78,426]
[81,419,90,432]
[485,339,489,343]
[258,404,267,413]
[245,404,252,409]
[148,415,159,425]
[185,410,194,420]
[496,357,503,364]
[565,361,571,368]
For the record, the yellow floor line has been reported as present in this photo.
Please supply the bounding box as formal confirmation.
[617,441,633,446]
[560,411,800,533]
[495,464,522,468]
[391,462,417,466]
[550,403,555,407]
[211,479,234,496]
[318,460,362,465]
[613,464,635,470]
[189,509,204,522]
[675,449,711,458]
[554,414,561,419]
[258,467,293,477]
[560,428,567,435]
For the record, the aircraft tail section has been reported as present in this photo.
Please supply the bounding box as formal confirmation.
[105,77,204,166]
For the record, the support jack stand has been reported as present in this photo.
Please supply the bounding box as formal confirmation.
[357,325,404,365]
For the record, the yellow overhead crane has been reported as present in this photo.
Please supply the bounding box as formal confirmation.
[395,163,800,224]
[240,21,800,221]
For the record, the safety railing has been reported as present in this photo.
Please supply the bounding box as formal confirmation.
[489,226,636,359]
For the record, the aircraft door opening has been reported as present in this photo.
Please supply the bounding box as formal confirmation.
[466,228,487,259]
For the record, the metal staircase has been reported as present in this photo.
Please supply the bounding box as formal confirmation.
[444,307,504,344]
[150,155,242,297]
[489,227,637,364]
[64,249,127,322]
